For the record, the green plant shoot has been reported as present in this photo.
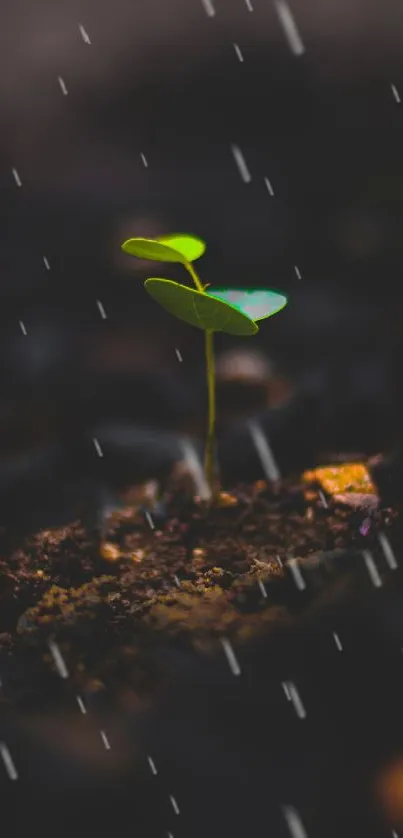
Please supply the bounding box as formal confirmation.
[121,233,288,499]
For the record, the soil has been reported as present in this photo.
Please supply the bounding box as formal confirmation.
[0,460,401,710]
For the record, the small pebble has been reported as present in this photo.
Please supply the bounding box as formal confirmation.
[100,543,121,562]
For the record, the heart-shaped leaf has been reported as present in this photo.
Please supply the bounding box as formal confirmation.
[208,288,288,321]
[121,233,205,264]
[145,278,258,336]
[157,234,206,262]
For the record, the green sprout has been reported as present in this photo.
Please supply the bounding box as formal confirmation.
[121,233,288,500]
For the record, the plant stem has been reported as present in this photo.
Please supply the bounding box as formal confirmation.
[184,260,204,292]
[204,327,216,493]
[184,260,217,498]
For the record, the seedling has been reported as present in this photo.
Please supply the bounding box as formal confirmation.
[121,233,288,500]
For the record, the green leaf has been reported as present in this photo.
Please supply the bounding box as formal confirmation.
[121,233,206,264]
[207,288,288,321]
[157,234,206,262]
[144,278,258,336]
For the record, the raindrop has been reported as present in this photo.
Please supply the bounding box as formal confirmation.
[48,640,69,678]
[57,76,68,95]
[100,730,111,749]
[333,631,343,651]
[180,438,212,502]
[231,144,252,183]
[287,558,306,591]
[145,510,155,530]
[248,420,280,482]
[282,805,308,838]
[287,682,306,719]
[78,23,91,44]
[273,0,305,56]
[201,0,216,17]
[12,168,22,187]
[96,299,107,319]
[169,795,180,815]
[220,637,241,675]
[362,549,382,587]
[76,695,87,714]
[93,437,103,457]
[147,755,158,775]
[379,532,398,570]
[258,578,267,598]
[0,743,18,781]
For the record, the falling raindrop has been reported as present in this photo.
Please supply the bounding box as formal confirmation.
[96,299,107,319]
[273,0,305,56]
[231,144,252,183]
[233,43,244,62]
[93,437,104,457]
[48,640,69,678]
[245,0,254,9]
[147,755,158,775]
[391,84,401,103]
[175,347,183,362]
[57,76,68,95]
[145,510,155,530]
[100,730,111,749]
[76,695,87,714]
[43,256,51,270]
[169,795,180,815]
[282,681,291,700]
[362,549,382,587]
[379,532,398,570]
[294,265,302,279]
[287,558,306,591]
[258,578,267,598]
[282,805,308,838]
[140,152,148,167]
[287,681,306,718]
[248,420,280,482]
[78,23,91,44]
[12,168,22,187]
[19,320,27,336]
[180,438,212,501]
[220,637,241,675]
[318,489,328,507]
[201,0,216,17]
[0,743,18,781]
[264,176,274,195]
[333,631,343,651]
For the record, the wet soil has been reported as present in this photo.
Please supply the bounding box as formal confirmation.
[0,465,401,709]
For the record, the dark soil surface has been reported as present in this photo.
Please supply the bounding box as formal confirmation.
[1,462,403,838]
[0,463,399,701]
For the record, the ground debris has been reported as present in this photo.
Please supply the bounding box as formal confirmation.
[0,467,400,697]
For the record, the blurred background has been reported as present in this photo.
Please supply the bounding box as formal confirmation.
[1,0,403,521]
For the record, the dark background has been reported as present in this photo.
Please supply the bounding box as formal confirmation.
[1,0,403,529]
